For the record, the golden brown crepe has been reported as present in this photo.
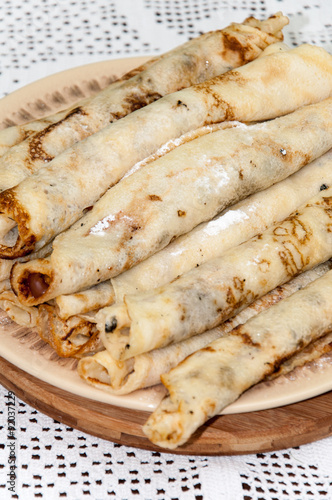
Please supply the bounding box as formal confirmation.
[112,150,332,301]
[8,152,332,358]
[35,304,102,358]
[0,13,287,161]
[1,43,331,260]
[77,261,332,394]
[9,96,332,305]
[143,268,332,449]
[0,290,38,328]
[0,282,107,358]
[96,186,332,361]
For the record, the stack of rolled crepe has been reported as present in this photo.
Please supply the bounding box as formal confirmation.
[1,12,332,450]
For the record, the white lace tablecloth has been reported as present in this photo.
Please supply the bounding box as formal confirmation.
[1,1,332,498]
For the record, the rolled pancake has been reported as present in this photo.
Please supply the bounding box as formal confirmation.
[36,304,102,357]
[112,150,332,300]
[97,186,332,360]
[0,14,287,159]
[0,241,52,282]
[1,43,331,258]
[0,290,38,328]
[49,148,331,319]
[54,281,115,320]
[0,287,105,357]
[143,269,332,450]
[11,97,332,303]
[10,151,332,356]
[78,262,332,394]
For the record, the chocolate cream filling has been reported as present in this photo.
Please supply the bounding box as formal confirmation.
[26,272,50,299]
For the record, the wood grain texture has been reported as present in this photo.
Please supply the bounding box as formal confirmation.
[1,356,332,455]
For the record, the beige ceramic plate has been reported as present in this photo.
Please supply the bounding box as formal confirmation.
[0,57,332,414]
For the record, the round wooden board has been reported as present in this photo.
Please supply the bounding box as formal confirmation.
[1,355,332,456]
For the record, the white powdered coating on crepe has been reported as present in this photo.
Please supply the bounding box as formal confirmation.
[0,14,287,160]
[112,150,332,300]
[10,95,332,304]
[78,261,332,394]
[2,43,332,259]
[97,187,332,360]
[55,147,331,323]
[143,269,332,449]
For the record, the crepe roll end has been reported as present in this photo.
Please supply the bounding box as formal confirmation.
[0,192,37,258]
[78,356,112,386]
[143,396,189,450]
[96,302,133,360]
[10,258,54,306]
[0,290,38,328]
[37,303,102,357]
[78,351,135,394]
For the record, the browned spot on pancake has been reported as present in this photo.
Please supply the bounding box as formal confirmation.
[28,106,87,165]
[225,286,236,306]
[278,247,301,277]
[192,72,245,123]
[290,217,312,243]
[177,210,186,217]
[110,90,162,122]
[212,70,246,86]
[240,332,260,348]
[232,324,261,347]
[267,350,304,377]
[221,32,250,64]
[179,304,187,322]
[269,143,312,168]
[233,276,245,291]
[200,345,217,353]
[273,225,289,237]
[322,196,332,208]
[148,194,162,201]
[257,259,270,273]
[122,56,159,80]
[0,189,36,257]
